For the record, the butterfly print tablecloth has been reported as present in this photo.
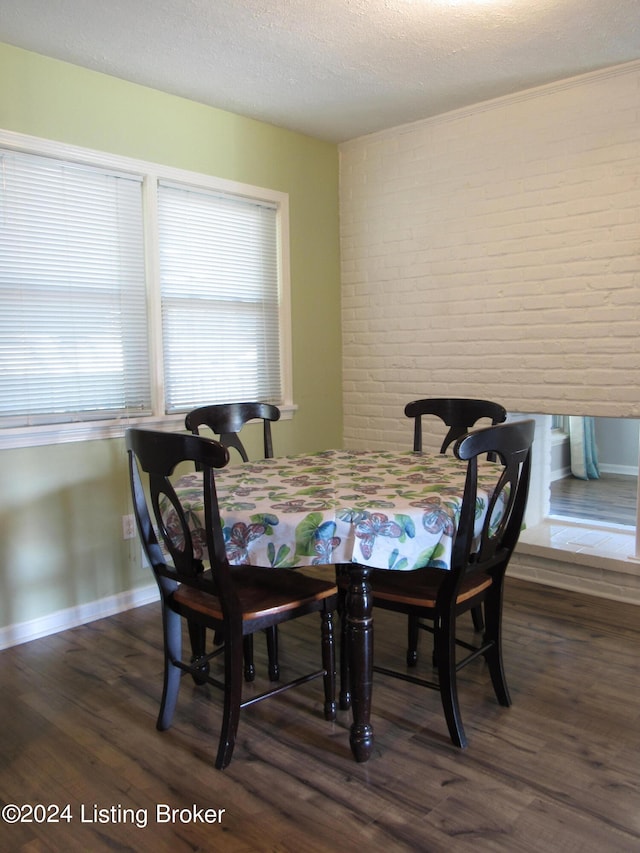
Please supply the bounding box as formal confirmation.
[166,448,502,572]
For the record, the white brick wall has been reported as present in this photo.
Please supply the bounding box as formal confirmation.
[340,62,640,450]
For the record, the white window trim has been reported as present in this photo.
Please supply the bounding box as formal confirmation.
[0,129,295,449]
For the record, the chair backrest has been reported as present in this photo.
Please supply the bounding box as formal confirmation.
[450,419,535,582]
[185,402,281,461]
[404,398,507,454]
[126,428,236,609]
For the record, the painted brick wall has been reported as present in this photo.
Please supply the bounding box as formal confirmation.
[340,62,640,450]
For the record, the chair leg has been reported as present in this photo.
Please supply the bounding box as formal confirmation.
[434,613,467,748]
[187,619,209,685]
[482,587,511,707]
[471,605,485,632]
[216,628,278,683]
[157,605,182,731]
[215,628,244,770]
[407,613,419,666]
[337,586,351,710]
[265,626,280,681]
[243,635,256,682]
[320,609,337,721]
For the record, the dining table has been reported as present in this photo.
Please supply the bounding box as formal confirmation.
[165,447,503,762]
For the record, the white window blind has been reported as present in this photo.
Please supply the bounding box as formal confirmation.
[0,149,150,427]
[158,181,282,413]
[0,130,292,447]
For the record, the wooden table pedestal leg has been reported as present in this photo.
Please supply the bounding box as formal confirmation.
[346,563,374,762]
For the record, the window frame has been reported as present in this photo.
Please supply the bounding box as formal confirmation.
[0,129,294,449]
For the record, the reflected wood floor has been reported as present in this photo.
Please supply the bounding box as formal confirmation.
[1,578,639,852]
[550,473,637,527]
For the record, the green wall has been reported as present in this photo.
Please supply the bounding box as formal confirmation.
[0,43,342,634]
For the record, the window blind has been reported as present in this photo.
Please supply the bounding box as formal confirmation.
[0,149,150,427]
[158,181,282,413]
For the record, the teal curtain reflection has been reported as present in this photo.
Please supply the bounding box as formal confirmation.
[569,416,600,480]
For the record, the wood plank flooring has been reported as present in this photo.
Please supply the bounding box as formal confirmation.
[1,578,638,852]
[550,473,637,527]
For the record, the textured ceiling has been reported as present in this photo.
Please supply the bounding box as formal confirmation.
[1,0,639,142]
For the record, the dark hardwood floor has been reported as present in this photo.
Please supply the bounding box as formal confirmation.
[550,473,637,527]
[1,578,638,852]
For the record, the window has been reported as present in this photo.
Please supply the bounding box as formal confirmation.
[158,182,281,412]
[0,150,150,428]
[0,131,292,448]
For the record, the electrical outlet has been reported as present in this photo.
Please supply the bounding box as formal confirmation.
[122,514,136,540]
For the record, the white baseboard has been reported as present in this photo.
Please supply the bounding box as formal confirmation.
[552,464,637,480]
[0,583,159,651]
[598,463,638,477]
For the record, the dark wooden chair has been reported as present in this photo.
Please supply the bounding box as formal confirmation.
[126,428,337,770]
[404,397,507,662]
[339,418,534,748]
[405,397,508,455]
[185,402,281,680]
[185,401,280,462]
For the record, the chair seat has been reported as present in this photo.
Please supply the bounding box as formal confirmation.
[338,567,492,609]
[174,566,337,621]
